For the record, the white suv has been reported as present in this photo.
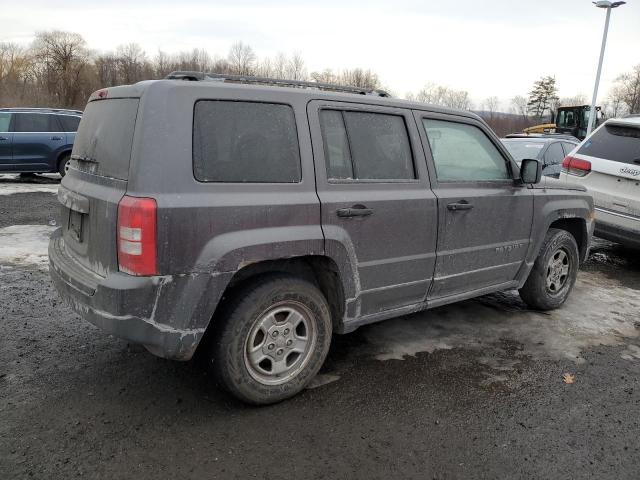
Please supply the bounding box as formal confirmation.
[560,116,640,248]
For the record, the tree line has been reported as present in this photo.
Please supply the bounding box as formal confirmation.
[0,30,637,138]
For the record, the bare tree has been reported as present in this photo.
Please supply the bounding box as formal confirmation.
[485,96,499,119]
[511,95,528,119]
[612,64,640,114]
[285,52,307,81]
[32,30,91,107]
[227,41,255,76]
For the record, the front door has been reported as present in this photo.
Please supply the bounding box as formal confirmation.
[415,112,534,300]
[309,101,438,317]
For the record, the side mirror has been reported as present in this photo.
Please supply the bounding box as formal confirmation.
[520,158,542,184]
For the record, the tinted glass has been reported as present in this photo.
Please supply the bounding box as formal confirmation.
[424,119,510,181]
[501,140,545,163]
[320,110,353,179]
[72,98,139,180]
[13,113,61,132]
[0,113,10,132]
[58,115,81,132]
[342,111,414,180]
[544,142,565,165]
[577,124,640,165]
[193,101,301,183]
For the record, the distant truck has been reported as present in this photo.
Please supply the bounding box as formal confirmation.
[524,105,604,140]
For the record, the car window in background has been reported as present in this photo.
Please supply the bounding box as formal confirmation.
[13,113,61,132]
[424,119,510,181]
[561,142,577,156]
[544,142,565,166]
[0,113,11,132]
[501,140,545,163]
[58,115,81,132]
[193,100,301,183]
[577,123,640,164]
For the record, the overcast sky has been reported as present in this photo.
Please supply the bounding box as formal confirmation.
[4,0,640,108]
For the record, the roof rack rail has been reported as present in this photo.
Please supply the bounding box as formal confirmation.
[164,71,391,97]
[0,107,83,114]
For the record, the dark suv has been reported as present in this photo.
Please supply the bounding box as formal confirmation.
[0,107,82,176]
[49,74,594,404]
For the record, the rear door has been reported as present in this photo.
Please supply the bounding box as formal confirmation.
[11,112,65,171]
[60,98,139,277]
[415,113,534,299]
[309,101,437,316]
[0,112,12,170]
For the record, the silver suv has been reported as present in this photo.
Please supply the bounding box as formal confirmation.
[49,73,594,404]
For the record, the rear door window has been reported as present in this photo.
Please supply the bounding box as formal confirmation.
[577,124,640,164]
[72,98,139,180]
[562,142,577,156]
[193,101,301,183]
[13,113,61,132]
[319,109,415,180]
[0,113,10,132]
[58,115,81,132]
[423,119,510,182]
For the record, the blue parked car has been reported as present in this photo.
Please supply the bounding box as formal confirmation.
[0,107,82,177]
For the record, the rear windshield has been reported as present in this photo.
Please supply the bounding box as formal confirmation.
[577,123,640,165]
[72,98,139,180]
[193,100,301,183]
[501,140,545,163]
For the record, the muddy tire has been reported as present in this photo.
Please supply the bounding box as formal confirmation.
[58,153,71,177]
[519,228,580,310]
[209,274,332,405]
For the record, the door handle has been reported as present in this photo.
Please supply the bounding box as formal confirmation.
[337,205,373,217]
[0,136,8,141]
[447,201,474,211]
[50,136,63,141]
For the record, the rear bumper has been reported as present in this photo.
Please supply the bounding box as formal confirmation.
[594,207,640,249]
[48,229,231,360]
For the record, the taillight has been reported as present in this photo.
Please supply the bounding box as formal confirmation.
[117,195,157,276]
[561,156,591,177]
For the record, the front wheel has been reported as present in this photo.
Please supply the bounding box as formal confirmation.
[519,228,579,310]
[210,274,332,405]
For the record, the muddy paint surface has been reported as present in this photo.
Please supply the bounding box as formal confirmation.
[1,179,640,479]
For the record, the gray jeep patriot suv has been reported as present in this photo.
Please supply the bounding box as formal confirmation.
[49,73,594,404]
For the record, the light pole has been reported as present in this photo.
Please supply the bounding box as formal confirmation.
[587,0,626,136]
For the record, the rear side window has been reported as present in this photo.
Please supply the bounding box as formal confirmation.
[319,109,415,180]
[58,115,81,132]
[193,101,301,183]
[72,98,139,180]
[13,113,61,132]
[577,124,640,164]
[423,119,510,182]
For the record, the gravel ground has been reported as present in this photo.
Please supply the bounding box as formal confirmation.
[1,176,639,479]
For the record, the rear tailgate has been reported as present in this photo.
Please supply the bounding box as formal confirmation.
[59,96,139,277]
[570,121,640,218]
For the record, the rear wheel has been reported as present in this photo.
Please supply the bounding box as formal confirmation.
[210,274,332,405]
[519,228,579,310]
[58,153,71,177]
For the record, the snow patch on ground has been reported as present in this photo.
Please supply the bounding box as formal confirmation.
[0,183,59,196]
[0,225,57,266]
[363,271,640,366]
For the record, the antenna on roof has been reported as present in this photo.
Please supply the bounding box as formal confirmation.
[164,71,390,97]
